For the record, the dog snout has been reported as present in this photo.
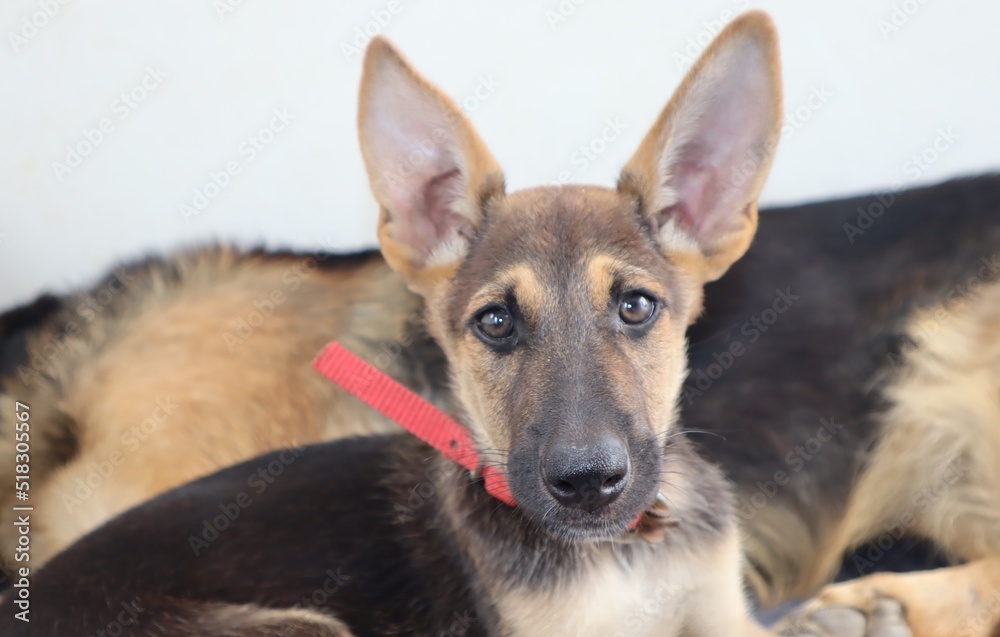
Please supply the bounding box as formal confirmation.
[542,434,630,512]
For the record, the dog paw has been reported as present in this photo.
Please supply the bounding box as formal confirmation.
[775,590,911,637]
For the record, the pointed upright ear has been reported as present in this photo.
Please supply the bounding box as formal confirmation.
[620,11,782,284]
[358,37,505,295]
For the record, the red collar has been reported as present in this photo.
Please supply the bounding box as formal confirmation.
[312,342,672,538]
[312,342,515,506]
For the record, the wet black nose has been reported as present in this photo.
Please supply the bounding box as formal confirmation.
[543,435,630,512]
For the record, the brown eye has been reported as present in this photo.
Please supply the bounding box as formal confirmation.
[475,307,514,341]
[619,292,655,325]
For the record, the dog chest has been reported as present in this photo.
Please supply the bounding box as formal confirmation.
[493,547,695,637]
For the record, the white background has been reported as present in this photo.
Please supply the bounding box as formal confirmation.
[1,0,997,308]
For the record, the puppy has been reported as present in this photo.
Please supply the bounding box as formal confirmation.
[0,11,782,637]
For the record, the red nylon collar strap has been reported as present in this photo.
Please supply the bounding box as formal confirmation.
[312,342,515,506]
[312,342,672,537]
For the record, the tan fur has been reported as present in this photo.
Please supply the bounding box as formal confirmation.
[787,557,1000,637]
[771,280,1000,633]
[797,280,1000,595]
[465,264,547,327]
[586,251,689,440]
[739,498,819,605]
[182,602,354,636]
[494,529,762,637]
[586,254,669,310]
[586,255,617,310]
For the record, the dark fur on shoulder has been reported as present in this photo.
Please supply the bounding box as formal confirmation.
[0,294,62,387]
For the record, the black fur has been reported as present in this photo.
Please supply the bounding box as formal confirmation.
[0,294,63,388]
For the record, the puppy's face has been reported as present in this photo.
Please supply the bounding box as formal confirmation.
[358,13,782,539]
[427,186,695,536]
[432,186,694,537]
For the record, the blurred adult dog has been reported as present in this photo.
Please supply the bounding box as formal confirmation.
[2,9,1000,637]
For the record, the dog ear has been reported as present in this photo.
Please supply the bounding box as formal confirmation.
[359,37,505,294]
[620,11,782,284]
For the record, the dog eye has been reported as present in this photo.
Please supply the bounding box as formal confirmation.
[474,307,514,341]
[619,292,655,325]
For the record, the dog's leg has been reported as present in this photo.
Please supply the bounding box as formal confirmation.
[776,557,1000,637]
[779,283,1000,636]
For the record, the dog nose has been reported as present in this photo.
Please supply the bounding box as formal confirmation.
[543,435,630,512]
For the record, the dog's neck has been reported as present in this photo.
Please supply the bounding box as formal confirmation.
[424,435,736,592]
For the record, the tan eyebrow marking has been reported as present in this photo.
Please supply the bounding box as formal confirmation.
[465,263,546,324]
[586,254,667,311]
